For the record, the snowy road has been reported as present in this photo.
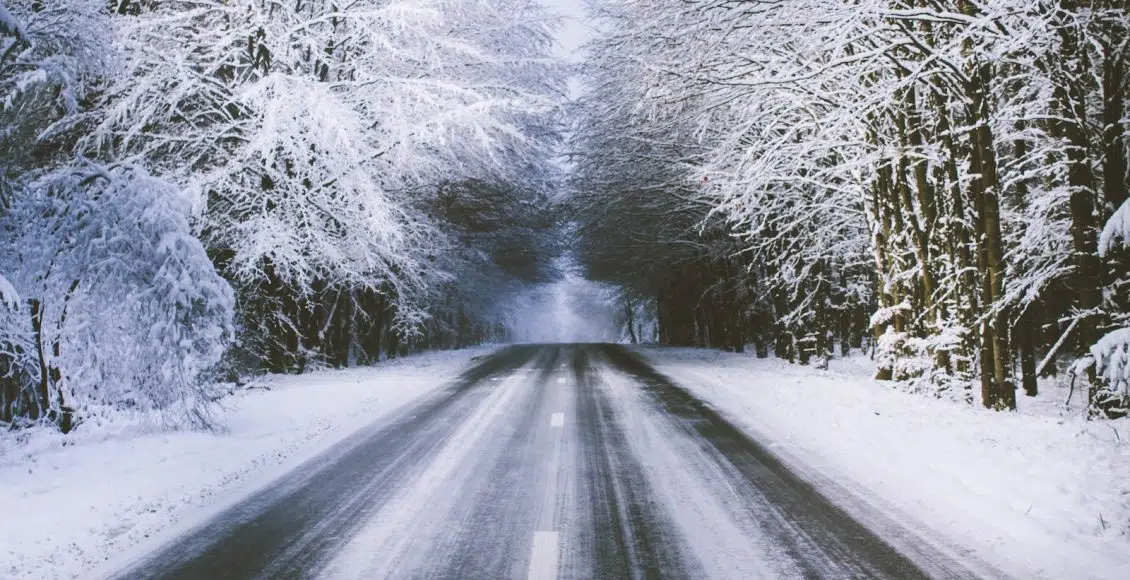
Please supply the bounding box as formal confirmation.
[109,345,974,580]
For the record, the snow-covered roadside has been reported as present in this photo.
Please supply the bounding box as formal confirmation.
[642,347,1130,580]
[0,347,497,580]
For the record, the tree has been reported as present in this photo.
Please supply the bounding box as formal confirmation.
[575,0,1130,414]
[0,162,234,430]
[90,0,565,371]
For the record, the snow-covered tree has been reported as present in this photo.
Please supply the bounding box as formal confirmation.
[574,0,1130,413]
[1088,199,1130,415]
[85,0,564,370]
[1,163,234,429]
[1,0,111,191]
[93,0,558,288]
[2,0,115,430]
[1,0,565,431]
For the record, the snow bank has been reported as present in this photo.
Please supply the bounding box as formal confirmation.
[0,347,496,580]
[643,347,1130,580]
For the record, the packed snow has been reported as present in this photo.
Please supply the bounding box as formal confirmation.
[644,347,1130,580]
[0,347,496,580]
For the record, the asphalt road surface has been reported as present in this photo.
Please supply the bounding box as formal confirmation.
[110,344,979,580]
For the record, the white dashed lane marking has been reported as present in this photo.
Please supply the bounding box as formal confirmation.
[527,531,559,580]
[550,413,564,428]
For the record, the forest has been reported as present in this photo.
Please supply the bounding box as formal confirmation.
[0,0,565,431]
[571,0,1130,415]
[2,0,1129,435]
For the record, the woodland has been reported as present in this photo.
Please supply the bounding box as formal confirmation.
[2,0,1130,433]
[572,0,1130,414]
[0,0,565,430]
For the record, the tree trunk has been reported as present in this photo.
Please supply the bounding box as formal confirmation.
[1100,10,1127,212]
[625,297,638,344]
[958,5,1013,408]
[1018,306,1039,397]
[29,299,50,421]
[1049,8,1103,411]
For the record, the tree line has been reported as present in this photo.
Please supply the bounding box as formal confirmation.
[571,0,1130,415]
[0,0,564,431]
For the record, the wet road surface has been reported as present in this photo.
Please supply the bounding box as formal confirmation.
[110,344,978,580]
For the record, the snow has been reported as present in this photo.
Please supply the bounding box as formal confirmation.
[2,163,237,428]
[0,4,22,40]
[8,343,1128,579]
[0,273,17,309]
[1099,198,1130,257]
[1092,328,1130,402]
[642,347,1130,580]
[0,346,497,580]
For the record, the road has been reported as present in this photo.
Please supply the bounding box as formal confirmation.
[110,344,975,580]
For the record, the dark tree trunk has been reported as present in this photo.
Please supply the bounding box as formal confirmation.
[29,299,50,421]
[1100,14,1127,212]
[1018,306,1039,397]
[1044,1,1104,412]
[387,329,401,360]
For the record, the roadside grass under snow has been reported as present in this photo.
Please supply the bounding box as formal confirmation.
[0,346,497,580]
[642,346,1130,580]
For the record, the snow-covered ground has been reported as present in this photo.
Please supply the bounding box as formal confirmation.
[643,347,1130,580]
[8,342,1127,580]
[0,347,496,580]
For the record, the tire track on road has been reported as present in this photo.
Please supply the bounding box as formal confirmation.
[598,344,948,579]
[111,345,540,580]
[567,346,692,580]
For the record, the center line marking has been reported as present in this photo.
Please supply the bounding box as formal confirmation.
[527,531,559,580]
[550,413,564,427]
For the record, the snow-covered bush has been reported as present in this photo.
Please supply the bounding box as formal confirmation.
[0,163,235,429]
[0,274,16,309]
[1090,329,1130,416]
[874,320,971,401]
[1099,199,1130,259]
[1087,200,1130,416]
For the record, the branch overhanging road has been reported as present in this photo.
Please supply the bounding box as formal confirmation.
[109,345,981,580]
